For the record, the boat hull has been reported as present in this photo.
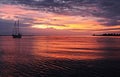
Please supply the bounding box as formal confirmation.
[12,34,22,38]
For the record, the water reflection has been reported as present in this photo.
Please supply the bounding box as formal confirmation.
[0,36,36,76]
[96,37,120,59]
[32,36,120,60]
[0,36,120,61]
[0,36,120,77]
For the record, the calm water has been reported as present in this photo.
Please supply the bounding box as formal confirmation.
[0,36,120,77]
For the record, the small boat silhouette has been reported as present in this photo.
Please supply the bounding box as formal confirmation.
[12,20,22,38]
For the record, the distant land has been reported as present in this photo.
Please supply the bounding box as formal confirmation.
[93,33,120,36]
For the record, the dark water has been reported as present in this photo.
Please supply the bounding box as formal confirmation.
[0,36,120,77]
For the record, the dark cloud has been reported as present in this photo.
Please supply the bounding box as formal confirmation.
[0,0,98,16]
[8,0,119,26]
[102,20,120,26]
[94,28,120,31]
[93,0,120,26]
[0,0,120,27]
[71,27,120,32]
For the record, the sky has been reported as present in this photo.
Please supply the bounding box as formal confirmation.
[0,0,120,35]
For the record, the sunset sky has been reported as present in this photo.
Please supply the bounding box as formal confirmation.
[0,0,120,35]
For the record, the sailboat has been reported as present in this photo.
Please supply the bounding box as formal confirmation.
[12,20,22,38]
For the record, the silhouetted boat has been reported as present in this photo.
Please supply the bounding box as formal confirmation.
[12,20,22,38]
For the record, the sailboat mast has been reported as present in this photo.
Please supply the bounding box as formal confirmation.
[14,21,17,35]
[18,20,19,34]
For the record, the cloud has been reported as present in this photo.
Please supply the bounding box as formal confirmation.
[0,0,120,35]
[4,0,118,26]
[33,22,67,27]
[0,0,98,16]
[93,0,120,26]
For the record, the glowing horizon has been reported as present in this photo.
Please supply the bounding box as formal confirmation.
[0,0,120,35]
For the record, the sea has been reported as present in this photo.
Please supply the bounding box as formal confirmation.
[0,36,120,77]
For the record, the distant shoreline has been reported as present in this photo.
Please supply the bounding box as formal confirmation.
[93,33,120,36]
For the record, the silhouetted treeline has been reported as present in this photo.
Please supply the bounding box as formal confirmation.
[93,33,120,36]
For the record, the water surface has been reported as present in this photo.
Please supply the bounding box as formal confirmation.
[0,36,120,77]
